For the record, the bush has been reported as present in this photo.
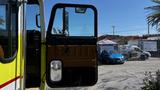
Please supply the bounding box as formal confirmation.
[141,70,160,90]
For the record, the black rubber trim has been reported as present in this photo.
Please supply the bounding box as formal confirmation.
[0,51,17,63]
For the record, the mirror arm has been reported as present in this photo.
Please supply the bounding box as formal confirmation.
[36,14,41,28]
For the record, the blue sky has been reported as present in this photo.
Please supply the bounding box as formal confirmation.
[44,0,159,36]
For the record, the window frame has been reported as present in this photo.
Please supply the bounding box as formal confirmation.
[47,3,98,37]
[0,1,18,63]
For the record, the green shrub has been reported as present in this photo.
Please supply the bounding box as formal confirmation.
[141,70,160,90]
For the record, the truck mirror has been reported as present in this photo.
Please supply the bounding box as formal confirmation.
[36,13,41,28]
[46,3,98,88]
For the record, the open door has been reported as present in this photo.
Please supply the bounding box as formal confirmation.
[46,3,98,88]
[0,0,18,89]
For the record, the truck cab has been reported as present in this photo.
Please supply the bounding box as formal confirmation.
[0,0,98,89]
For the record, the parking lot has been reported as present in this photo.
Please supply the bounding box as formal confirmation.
[27,57,160,90]
[93,57,160,90]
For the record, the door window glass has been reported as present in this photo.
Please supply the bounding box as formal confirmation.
[51,7,95,36]
[52,8,63,34]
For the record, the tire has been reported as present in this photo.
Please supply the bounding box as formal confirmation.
[140,54,146,61]
[145,54,149,59]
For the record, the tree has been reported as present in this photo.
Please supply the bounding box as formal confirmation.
[145,0,160,32]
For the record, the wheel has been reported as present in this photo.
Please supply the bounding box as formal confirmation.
[140,54,146,61]
[145,54,149,59]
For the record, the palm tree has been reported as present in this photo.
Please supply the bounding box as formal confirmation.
[145,0,160,32]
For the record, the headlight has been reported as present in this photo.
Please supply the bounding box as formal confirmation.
[50,60,62,81]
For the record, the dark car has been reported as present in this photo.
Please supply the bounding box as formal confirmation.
[99,50,125,64]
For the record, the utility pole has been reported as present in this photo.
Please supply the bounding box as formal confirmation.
[112,26,115,35]
[148,22,150,35]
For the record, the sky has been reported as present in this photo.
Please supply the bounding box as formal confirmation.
[44,0,160,36]
[26,4,40,31]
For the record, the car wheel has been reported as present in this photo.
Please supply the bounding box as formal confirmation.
[145,54,149,59]
[140,54,146,61]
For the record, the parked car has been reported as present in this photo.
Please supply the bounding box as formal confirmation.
[119,45,151,60]
[99,50,125,64]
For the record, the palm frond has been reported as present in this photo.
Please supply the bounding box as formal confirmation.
[145,0,160,32]
[145,5,160,10]
[152,0,160,4]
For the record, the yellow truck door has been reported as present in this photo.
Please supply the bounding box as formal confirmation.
[0,0,19,89]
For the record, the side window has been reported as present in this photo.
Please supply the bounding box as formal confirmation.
[0,5,6,58]
[52,8,63,34]
[51,7,95,36]
[135,48,143,52]
[66,8,94,36]
[0,3,17,59]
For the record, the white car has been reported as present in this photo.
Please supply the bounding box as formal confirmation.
[119,45,151,60]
